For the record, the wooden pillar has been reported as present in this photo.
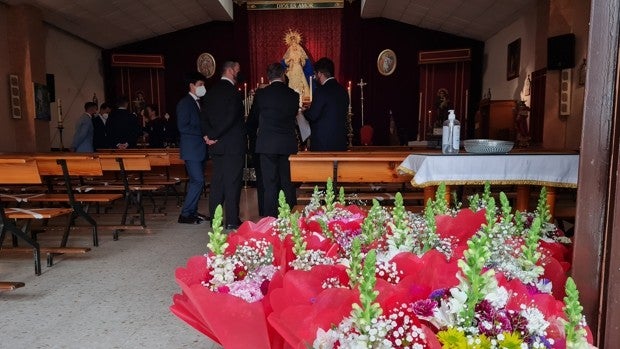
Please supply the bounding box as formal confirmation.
[515,185,530,212]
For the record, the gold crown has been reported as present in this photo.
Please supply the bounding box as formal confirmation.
[284,29,302,46]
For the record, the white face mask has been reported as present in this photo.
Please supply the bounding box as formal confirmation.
[101,113,109,119]
[195,85,206,97]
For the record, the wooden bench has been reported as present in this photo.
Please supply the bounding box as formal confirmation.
[0,158,88,275]
[0,281,25,291]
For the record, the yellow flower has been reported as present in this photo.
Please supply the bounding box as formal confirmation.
[497,332,523,349]
[437,328,468,349]
[470,334,492,349]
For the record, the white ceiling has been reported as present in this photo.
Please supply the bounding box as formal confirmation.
[1,0,536,48]
[361,0,537,40]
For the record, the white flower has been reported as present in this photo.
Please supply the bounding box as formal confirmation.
[447,287,468,314]
[484,286,509,308]
[520,307,550,337]
[313,328,339,348]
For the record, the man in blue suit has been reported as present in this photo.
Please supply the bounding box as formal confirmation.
[71,101,97,153]
[176,72,209,224]
[303,57,349,151]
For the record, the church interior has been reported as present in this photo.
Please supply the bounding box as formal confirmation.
[1,0,619,348]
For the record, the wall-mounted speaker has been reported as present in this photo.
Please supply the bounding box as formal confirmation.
[46,73,55,101]
[9,74,21,119]
[560,69,572,116]
[547,34,575,70]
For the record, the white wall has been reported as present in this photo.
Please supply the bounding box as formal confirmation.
[45,26,104,150]
[482,5,538,105]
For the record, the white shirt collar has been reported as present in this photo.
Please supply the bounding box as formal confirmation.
[322,77,335,85]
[221,76,235,85]
[189,92,199,100]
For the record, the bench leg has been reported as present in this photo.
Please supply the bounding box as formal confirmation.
[67,206,98,247]
[1,223,42,275]
[121,193,131,225]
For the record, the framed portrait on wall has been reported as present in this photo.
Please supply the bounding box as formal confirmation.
[377,49,397,76]
[34,82,51,120]
[197,53,216,78]
[507,38,521,81]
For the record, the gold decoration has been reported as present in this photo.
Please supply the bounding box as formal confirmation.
[284,29,302,46]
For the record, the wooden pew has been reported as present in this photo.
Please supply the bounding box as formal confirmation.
[0,158,89,275]
[96,154,163,237]
[290,151,413,185]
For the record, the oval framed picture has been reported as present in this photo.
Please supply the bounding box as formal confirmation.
[377,49,397,76]
[197,53,216,78]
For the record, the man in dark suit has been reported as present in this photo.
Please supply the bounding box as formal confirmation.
[92,102,111,150]
[247,63,299,217]
[107,96,141,149]
[303,57,349,151]
[201,61,246,229]
[176,72,209,224]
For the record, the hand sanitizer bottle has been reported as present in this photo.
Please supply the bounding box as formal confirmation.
[442,110,460,154]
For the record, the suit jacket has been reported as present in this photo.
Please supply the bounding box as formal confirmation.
[303,78,349,151]
[145,117,167,148]
[92,114,110,150]
[247,81,299,155]
[72,113,94,153]
[107,108,141,148]
[176,94,207,161]
[201,79,246,155]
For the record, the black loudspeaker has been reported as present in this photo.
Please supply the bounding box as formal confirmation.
[46,73,55,101]
[547,34,575,70]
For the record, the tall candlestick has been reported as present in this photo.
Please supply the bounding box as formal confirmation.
[57,99,63,123]
[244,83,248,116]
[260,77,264,84]
[309,77,313,100]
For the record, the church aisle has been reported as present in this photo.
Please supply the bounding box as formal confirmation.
[0,193,245,348]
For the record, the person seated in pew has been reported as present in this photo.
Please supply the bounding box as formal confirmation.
[71,101,97,153]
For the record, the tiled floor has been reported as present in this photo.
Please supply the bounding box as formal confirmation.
[0,188,261,348]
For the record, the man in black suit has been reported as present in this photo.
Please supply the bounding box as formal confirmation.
[177,72,209,224]
[107,96,141,149]
[92,102,111,150]
[303,57,349,151]
[201,61,246,229]
[247,63,299,217]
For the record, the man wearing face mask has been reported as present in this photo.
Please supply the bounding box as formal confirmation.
[177,72,210,224]
[92,102,111,150]
[201,60,246,229]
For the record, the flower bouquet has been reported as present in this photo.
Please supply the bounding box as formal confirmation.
[171,180,594,348]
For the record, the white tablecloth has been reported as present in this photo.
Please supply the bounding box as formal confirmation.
[398,154,579,187]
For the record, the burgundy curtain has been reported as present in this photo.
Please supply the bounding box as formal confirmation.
[247,8,343,87]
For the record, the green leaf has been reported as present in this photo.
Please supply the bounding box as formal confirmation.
[207,205,228,255]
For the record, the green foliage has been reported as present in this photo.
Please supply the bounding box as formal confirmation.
[424,202,437,237]
[338,186,346,205]
[457,231,495,326]
[469,193,481,211]
[521,216,542,269]
[351,249,382,333]
[277,190,291,219]
[499,191,513,224]
[290,211,306,256]
[432,183,449,215]
[347,237,363,287]
[325,177,335,212]
[483,196,497,233]
[536,187,552,223]
[392,192,407,231]
[514,210,524,232]
[563,277,588,347]
[207,205,228,255]
[482,181,492,204]
[361,199,382,244]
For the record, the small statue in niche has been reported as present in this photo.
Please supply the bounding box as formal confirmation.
[514,100,531,147]
[434,88,452,127]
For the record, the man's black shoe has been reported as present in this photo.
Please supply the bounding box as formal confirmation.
[178,215,204,224]
[225,223,240,230]
[196,213,211,221]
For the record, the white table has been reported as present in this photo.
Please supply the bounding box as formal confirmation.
[398,153,579,214]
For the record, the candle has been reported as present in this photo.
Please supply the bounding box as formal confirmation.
[347,81,352,106]
[57,99,63,123]
[309,77,313,100]
[260,77,264,84]
[244,83,248,115]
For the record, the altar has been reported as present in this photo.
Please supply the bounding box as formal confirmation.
[398,152,579,216]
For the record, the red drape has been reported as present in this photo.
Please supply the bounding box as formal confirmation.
[247,8,343,87]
